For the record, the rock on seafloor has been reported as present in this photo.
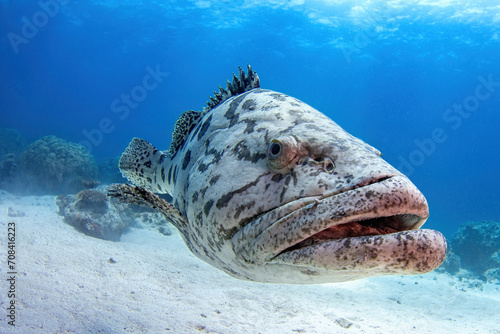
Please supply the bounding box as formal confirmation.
[56,188,173,241]
[56,189,131,241]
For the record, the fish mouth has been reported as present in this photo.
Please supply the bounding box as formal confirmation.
[280,213,422,254]
[232,175,446,278]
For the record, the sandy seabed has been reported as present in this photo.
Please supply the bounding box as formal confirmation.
[0,191,499,334]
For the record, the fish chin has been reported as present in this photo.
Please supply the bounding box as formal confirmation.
[232,175,446,281]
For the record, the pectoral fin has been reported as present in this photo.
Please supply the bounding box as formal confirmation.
[107,184,188,232]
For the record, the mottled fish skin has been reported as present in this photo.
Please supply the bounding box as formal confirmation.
[114,66,447,284]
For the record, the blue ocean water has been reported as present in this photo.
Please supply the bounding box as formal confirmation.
[1,0,499,239]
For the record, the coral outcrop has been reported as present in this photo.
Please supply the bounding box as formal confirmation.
[443,220,500,281]
[21,136,98,195]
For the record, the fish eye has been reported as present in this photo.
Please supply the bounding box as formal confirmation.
[267,136,299,174]
[267,140,283,160]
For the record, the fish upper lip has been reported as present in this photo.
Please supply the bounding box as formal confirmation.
[232,175,429,264]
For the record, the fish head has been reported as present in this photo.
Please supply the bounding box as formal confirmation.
[178,88,446,283]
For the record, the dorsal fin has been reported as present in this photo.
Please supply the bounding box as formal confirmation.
[203,64,260,112]
[167,65,260,158]
[167,109,202,157]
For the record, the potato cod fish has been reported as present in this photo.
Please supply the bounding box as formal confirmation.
[109,65,447,284]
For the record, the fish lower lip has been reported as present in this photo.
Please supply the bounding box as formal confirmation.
[269,229,447,279]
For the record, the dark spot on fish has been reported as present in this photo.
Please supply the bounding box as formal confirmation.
[209,175,220,186]
[288,109,309,125]
[200,186,209,197]
[197,148,224,173]
[262,102,281,111]
[198,162,209,173]
[306,124,324,132]
[301,269,320,276]
[144,161,151,168]
[279,187,287,202]
[223,266,240,277]
[207,233,216,249]
[218,226,239,242]
[216,176,263,209]
[225,93,247,128]
[182,150,191,170]
[168,166,172,184]
[365,190,374,199]
[243,119,257,134]
[192,191,199,203]
[345,174,354,184]
[197,114,212,140]
[191,118,204,139]
[290,169,298,186]
[284,175,291,186]
[206,148,223,164]
[269,93,287,101]
[195,211,203,224]
[204,199,214,216]
[173,165,178,184]
[146,177,152,184]
[234,201,256,220]
[271,174,285,182]
[242,99,256,110]
[232,140,267,163]
[161,167,166,182]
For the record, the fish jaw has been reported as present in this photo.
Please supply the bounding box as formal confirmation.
[231,175,447,283]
